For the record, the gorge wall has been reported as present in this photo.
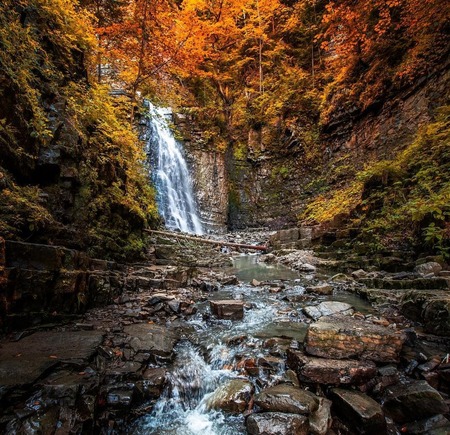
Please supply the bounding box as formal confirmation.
[179,65,449,235]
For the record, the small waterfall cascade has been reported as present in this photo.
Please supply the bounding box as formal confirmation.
[146,102,203,235]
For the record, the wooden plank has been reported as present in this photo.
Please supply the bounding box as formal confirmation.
[145,229,268,251]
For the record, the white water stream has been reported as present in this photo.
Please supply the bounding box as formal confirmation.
[147,102,203,235]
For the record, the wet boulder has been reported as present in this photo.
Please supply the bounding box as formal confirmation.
[330,388,386,434]
[246,412,309,435]
[303,301,353,320]
[305,315,404,362]
[254,384,319,415]
[287,350,377,386]
[382,380,448,424]
[210,300,244,320]
[205,378,253,413]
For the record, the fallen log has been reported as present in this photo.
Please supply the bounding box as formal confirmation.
[145,229,268,252]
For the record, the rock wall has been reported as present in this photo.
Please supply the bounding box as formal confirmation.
[177,68,449,232]
[187,149,228,234]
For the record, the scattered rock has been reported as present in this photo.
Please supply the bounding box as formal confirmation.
[251,279,262,286]
[246,412,309,435]
[254,384,319,415]
[210,300,244,320]
[330,388,386,434]
[305,315,404,362]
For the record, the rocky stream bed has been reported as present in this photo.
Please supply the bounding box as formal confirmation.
[0,231,450,434]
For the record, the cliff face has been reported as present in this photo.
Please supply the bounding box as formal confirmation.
[180,66,449,242]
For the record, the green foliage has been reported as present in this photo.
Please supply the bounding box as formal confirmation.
[0,171,55,239]
[301,105,450,257]
[0,0,159,261]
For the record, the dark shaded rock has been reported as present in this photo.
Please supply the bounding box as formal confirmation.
[382,380,448,423]
[167,299,181,313]
[401,291,450,336]
[287,350,377,386]
[206,379,253,413]
[210,300,244,320]
[0,330,104,387]
[401,414,450,434]
[141,367,167,399]
[305,315,404,362]
[254,384,319,415]
[330,388,386,434]
[105,384,135,407]
[246,412,309,435]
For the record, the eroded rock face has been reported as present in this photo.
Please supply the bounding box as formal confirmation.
[330,388,386,434]
[305,315,404,362]
[287,350,377,386]
[210,300,244,320]
[254,384,319,415]
[246,412,309,435]
[382,380,449,424]
[205,378,253,413]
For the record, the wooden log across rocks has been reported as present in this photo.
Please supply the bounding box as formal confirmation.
[145,229,268,251]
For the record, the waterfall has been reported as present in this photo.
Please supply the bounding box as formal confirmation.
[146,102,203,235]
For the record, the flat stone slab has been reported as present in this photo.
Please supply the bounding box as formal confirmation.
[0,330,104,387]
[210,300,244,320]
[124,323,178,360]
[287,350,377,386]
[305,315,404,362]
[303,301,353,320]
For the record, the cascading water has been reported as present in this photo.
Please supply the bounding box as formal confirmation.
[146,102,203,234]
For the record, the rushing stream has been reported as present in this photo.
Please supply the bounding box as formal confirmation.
[132,255,374,434]
[146,102,203,235]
